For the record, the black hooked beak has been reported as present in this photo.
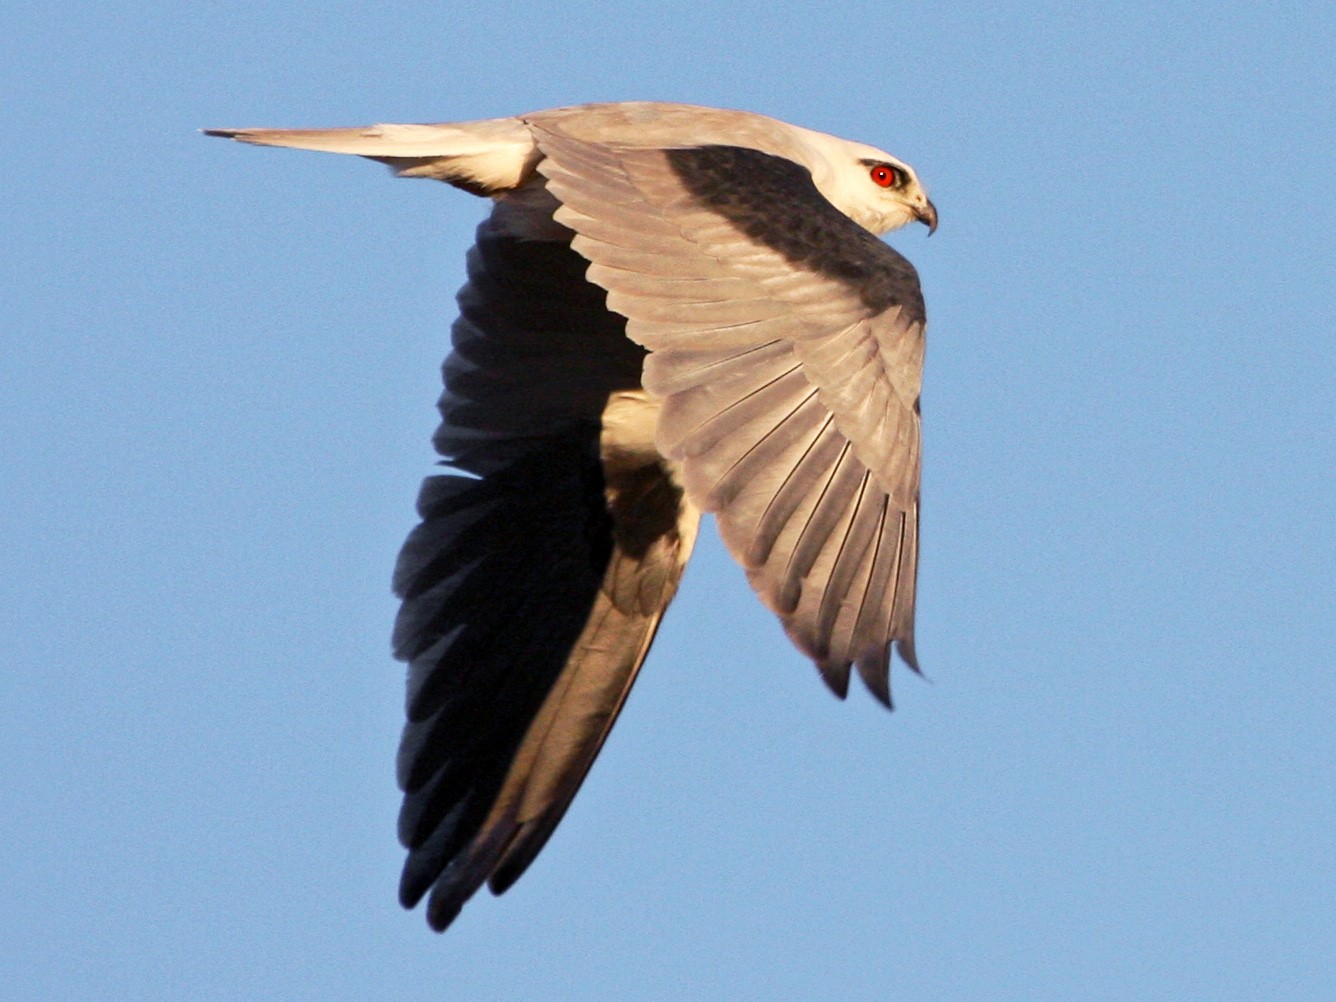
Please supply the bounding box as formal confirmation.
[916,199,938,235]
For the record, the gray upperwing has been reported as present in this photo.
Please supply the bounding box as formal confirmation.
[535,133,924,700]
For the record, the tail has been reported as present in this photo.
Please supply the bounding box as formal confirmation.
[203,117,541,195]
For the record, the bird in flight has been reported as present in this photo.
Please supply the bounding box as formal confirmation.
[206,102,937,932]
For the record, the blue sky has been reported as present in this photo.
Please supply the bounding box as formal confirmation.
[4,3,1334,999]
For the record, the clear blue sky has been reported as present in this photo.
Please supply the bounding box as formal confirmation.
[4,3,1334,999]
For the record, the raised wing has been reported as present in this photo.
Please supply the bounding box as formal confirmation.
[536,131,926,703]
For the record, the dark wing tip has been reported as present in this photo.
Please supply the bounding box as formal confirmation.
[405,864,479,933]
[398,845,441,911]
[855,648,894,709]
[895,637,923,676]
[815,660,852,699]
[425,892,464,934]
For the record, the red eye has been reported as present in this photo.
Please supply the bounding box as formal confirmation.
[870,164,899,188]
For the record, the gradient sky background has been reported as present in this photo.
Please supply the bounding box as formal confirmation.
[4,3,1334,999]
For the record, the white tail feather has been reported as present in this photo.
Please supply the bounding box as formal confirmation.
[204,117,541,194]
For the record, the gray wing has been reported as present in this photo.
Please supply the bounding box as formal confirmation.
[392,224,698,931]
[536,130,926,703]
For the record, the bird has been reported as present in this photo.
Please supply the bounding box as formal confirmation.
[206,101,937,932]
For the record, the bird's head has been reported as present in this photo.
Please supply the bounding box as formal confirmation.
[800,132,936,237]
[853,154,937,236]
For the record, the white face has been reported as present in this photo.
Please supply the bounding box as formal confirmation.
[807,138,937,236]
[855,154,937,235]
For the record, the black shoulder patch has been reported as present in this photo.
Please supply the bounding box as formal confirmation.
[664,145,924,322]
